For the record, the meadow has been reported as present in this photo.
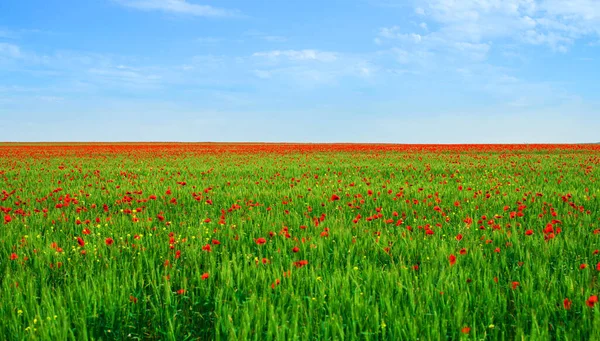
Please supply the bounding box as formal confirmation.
[1,143,599,340]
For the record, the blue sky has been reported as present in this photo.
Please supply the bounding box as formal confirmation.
[1,0,599,143]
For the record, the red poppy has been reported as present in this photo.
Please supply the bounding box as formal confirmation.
[449,254,456,266]
[10,253,18,260]
[256,238,267,245]
[580,264,588,270]
[212,239,220,245]
[176,289,186,295]
[459,248,467,255]
[293,260,309,268]
[330,194,340,201]
[129,296,138,303]
[202,244,212,252]
[105,237,114,246]
[563,298,572,310]
[596,262,600,271]
[292,246,300,253]
[525,230,533,236]
[77,237,85,247]
[455,234,463,241]
[461,327,470,334]
[511,281,520,290]
[4,215,11,224]
[201,273,209,280]
[586,295,598,308]
[175,250,181,259]
[82,228,91,235]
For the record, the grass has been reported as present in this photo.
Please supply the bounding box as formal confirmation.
[1,143,599,340]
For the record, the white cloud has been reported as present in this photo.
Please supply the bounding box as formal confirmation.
[0,43,21,58]
[409,0,600,52]
[241,30,288,43]
[196,37,222,44]
[522,29,572,51]
[88,67,162,86]
[252,70,272,79]
[262,35,287,43]
[114,0,239,17]
[0,29,17,39]
[379,26,423,42]
[252,50,337,62]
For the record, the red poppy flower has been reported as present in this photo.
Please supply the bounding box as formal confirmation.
[459,248,467,255]
[293,260,309,268]
[105,237,114,246]
[202,244,212,252]
[175,250,181,259]
[580,264,588,270]
[129,296,138,303]
[596,262,600,271]
[461,327,470,334]
[77,237,85,247]
[511,281,520,290]
[201,273,209,280]
[82,228,91,235]
[525,230,533,236]
[212,239,220,245]
[256,238,266,245]
[292,246,300,253]
[586,295,598,308]
[4,215,11,223]
[449,254,456,266]
[176,289,186,295]
[455,234,463,241]
[563,298,572,310]
[330,194,340,201]
[10,253,18,260]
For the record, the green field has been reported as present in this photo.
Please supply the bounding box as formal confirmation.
[1,143,599,340]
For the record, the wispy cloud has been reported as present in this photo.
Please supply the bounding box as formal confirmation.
[0,43,21,58]
[0,29,17,39]
[113,0,240,18]
[243,30,287,43]
[410,0,600,52]
[196,37,222,44]
[252,50,337,62]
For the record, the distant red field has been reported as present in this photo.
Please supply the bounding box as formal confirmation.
[1,142,599,158]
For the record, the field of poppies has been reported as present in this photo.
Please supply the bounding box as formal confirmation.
[1,143,599,340]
